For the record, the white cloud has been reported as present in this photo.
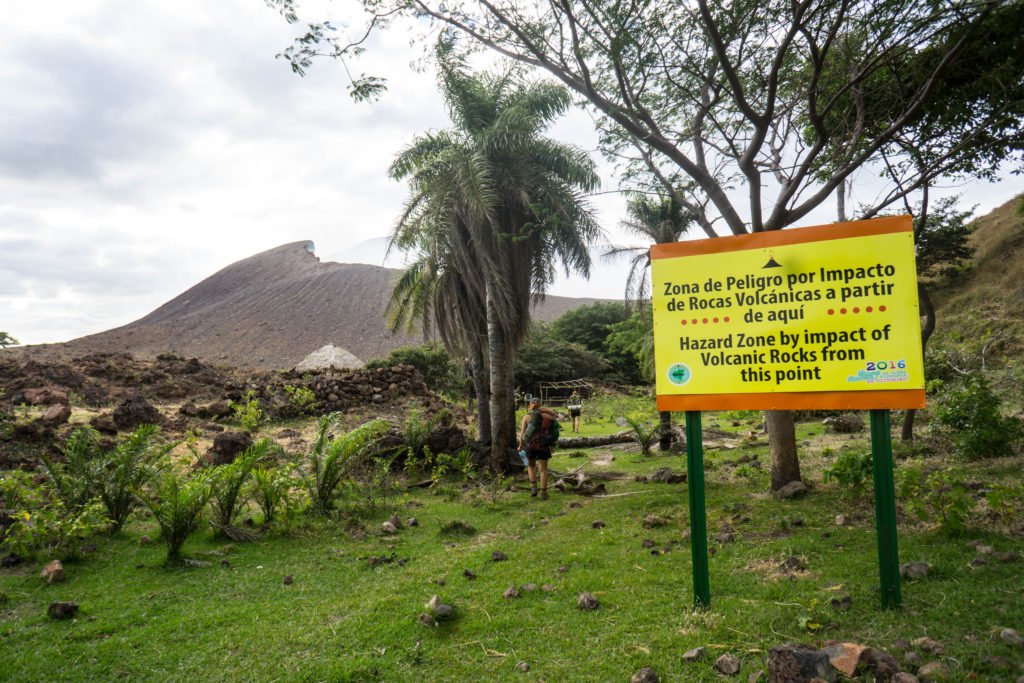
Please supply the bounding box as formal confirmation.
[0,1,1018,345]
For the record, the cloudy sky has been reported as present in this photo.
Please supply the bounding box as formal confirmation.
[1,1,1018,345]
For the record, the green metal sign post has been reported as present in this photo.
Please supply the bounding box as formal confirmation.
[684,410,711,610]
[869,409,902,609]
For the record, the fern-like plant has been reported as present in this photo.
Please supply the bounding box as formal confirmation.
[300,414,388,515]
[39,426,101,511]
[250,465,292,524]
[136,469,213,564]
[95,425,174,533]
[625,414,658,455]
[209,439,278,529]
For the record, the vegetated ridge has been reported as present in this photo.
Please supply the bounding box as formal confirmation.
[931,194,1024,403]
[10,242,603,370]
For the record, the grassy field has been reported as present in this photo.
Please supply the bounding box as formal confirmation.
[2,413,1024,679]
[2,412,1023,682]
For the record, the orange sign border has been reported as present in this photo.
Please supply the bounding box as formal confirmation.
[652,215,925,412]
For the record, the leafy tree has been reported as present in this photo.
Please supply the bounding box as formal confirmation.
[514,323,610,393]
[549,302,640,383]
[275,0,1021,489]
[387,48,601,471]
[299,414,388,514]
[0,332,18,348]
[136,469,214,565]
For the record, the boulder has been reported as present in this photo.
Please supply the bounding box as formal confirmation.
[197,401,232,419]
[112,395,162,431]
[823,413,865,433]
[682,647,705,662]
[207,431,253,466]
[776,481,809,500]
[40,404,71,426]
[40,559,65,584]
[47,601,78,619]
[89,414,118,435]
[900,562,931,581]
[715,653,742,676]
[767,644,836,682]
[822,642,866,677]
[21,387,69,406]
[576,592,599,610]
[631,668,659,683]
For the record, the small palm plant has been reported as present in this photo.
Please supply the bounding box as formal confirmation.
[136,469,213,564]
[300,414,388,515]
[95,425,174,533]
[625,414,659,456]
[208,439,278,530]
[39,426,101,511]
[250,465,292,524]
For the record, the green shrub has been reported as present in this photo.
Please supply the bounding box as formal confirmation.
[299,414,388,515]
[209,440,278,529]
[365,343,463,396]
[230,390,264,432]
[897,466,976,536]
[933,375,1021,459]
[93,425,173,533]
[136,469,214,564]
[823,449,873,495]
[1,500,109,561]
[986,483,1024,526]
[283,385,320,416]
[0,470,46,510]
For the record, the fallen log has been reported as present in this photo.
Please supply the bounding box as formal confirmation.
[557,430,635,449]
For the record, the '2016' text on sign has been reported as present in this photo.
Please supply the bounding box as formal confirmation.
[652,216,925,411]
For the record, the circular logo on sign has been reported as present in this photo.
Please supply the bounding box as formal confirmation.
[667,362,692,386]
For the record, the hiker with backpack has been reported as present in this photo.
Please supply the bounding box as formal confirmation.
[518,400,560,500]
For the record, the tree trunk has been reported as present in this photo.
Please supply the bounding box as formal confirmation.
[902,281,936,441]
[557,431,636,449]
[466,336,491,445]
[767,410,801,490]
[486,280,513,473]
[836,178,848,222]
[658,410,672,451]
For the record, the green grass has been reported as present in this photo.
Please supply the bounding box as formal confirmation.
[2,431,1023,681]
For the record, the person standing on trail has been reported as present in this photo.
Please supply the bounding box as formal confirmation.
[567,390,583,433]
[518,400,560,500]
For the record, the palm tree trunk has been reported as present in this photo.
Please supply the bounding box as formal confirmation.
[466,335,491,444]
[486,279,513,473]
[658,410,672,451]
[767,410,801,490]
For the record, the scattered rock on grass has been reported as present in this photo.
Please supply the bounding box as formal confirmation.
[642,539,656,548]
[631,667,659,683]
[859,648,899,680]
[418,613,436,627]
[515,661,530,673]
[715,653,742,676]
[433,604,454,620]
[993,551,1021,563]
[892,674,920,683]
[767,644,834,681]
[463,569,477,580]
[283,575,293,585]
[835,514,847,526]
[407,517,418,527]
[576,592,599,610]
[520,583,537,592]
[917,661,949,681]
[1000,628,1023,647]
[903,651,922,668]
[912,637,943,655]
[900,562,930,580]
[386,515,403,529]
[592,520,607,529]
[541,584,555,592]
[775,481,808,500]
[48,601,78,620]
[41,560,64,584]
[556,565,569,574]
[822,642,866,676]
[682,647,705,662]
[504,586,520,600]
[381,521,398,534]
[492,551,507,562]
[140,536,151,546]
[829,595,852,611]
[642,514,669,528]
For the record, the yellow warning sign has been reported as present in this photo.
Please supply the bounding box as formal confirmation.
[651,216,925,411]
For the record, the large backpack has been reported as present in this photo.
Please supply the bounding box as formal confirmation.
[529,408,560,450]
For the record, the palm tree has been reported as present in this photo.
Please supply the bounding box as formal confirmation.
[606,193,695,450]
[389,48,601,470]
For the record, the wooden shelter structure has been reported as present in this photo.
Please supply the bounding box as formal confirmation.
[537,379,593,406]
